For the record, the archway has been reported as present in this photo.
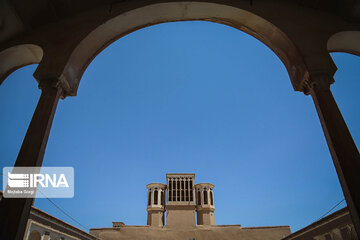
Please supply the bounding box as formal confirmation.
[33,21,345,231]
[1,2,359,239]
[56,2,307,94]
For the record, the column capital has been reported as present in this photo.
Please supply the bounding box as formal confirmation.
[302,72,335,95]
[37,74,72,99]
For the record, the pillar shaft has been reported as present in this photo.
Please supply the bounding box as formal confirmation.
[201,189,203,205]
[159,190,161,205]
[0,80,62,240]
[207,189,210,206]
[151,189,154,205]
[307,74,360,238]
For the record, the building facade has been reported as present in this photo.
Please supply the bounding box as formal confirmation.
[24,207,99,240]
[90,173,291,240]
[0,191,98,240]
[284,207,358,240]
[146,173,215,227]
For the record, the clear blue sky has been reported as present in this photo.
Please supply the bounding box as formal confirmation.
[1,21,359,233]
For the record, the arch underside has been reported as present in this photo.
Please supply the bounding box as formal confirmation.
[327,31,360,56]
[62,2,308,95]
[0,44,43,85]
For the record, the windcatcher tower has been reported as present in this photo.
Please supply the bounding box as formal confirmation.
[146,183,166,227]
[166,173,196,227]
[195,183,215,225]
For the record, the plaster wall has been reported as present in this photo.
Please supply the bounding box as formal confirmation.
[166,209,196,227]
[90,225,291,240]
[148,211,164,227]
[197,210,215,225]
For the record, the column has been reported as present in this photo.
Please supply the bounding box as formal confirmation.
[158,190,161,206]
[179,178,181,201]
[201,189,204,205]
[202,189,205,205]
[0,79,63,240]
[305,73,360,238]
[207,189,211,206]
[179,179,181,202]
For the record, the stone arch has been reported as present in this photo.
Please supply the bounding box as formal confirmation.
[61,2,307,95]
[0,44,43,85]
[28,230,41,240]
[327,31,360,56]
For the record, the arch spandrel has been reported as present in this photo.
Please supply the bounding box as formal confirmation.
[55,2,308,96]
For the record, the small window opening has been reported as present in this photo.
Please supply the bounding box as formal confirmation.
[154,190,158,204]
[172,179,176,201]
[169,179,172,201]
[203,190,208,204]
[161,191,164,205]
[197,190,201,205]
